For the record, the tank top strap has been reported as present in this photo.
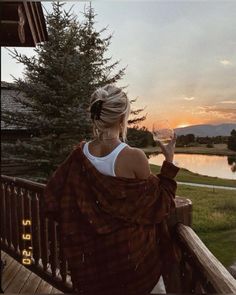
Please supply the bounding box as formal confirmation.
[82,141,128,176]
[84,141,127,159]
[111,142,128,176]
[111,142,127,159]
[83,141,89,153]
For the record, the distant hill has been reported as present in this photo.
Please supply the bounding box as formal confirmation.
[174,123,236,137]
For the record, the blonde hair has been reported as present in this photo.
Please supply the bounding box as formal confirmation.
[89,84,131,142]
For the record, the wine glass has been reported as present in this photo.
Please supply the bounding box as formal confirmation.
[152,119,174,145]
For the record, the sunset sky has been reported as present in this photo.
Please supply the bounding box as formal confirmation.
[1,1,236,129]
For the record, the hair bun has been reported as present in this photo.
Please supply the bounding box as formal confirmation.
[90,99,104,120]
[96,88,109,100]
[89,84,131,141]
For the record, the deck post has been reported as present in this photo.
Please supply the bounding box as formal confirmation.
[161,196,192,293]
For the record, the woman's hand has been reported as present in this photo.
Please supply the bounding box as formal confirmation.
[157,133,177,163]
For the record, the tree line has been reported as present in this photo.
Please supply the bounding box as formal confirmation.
[176,130,236,151]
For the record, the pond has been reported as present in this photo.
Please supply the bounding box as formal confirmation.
[148,153,236,180]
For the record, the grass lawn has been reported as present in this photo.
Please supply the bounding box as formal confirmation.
[176,185,236,267]
[199,229,236,268]
[143,143,236,156]
[150,164,236,188]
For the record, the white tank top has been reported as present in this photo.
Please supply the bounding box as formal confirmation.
[83,141,128,177]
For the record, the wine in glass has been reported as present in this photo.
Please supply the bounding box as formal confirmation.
[152,120,174,145]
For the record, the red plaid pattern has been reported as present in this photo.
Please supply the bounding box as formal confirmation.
[43,141,180,294]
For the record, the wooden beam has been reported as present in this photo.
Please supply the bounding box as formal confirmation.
[167,196,192,227]
[17,4,26,44]
[162,196,192,293]
[177,223,236,294]
[22,2,37,45]
[34,2,46,41]
[29,2,42,43]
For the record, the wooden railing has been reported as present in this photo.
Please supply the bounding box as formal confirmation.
[175,224,236,293]
[1,175,73,293]
[1,174,236,294]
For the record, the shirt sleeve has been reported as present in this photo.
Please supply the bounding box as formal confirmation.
[156,160,180,207]
[135,160,180,225]
[159,160,180,179]
[133,160,181,264]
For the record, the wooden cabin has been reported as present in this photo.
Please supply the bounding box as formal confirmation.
[1,81,34,143]
[1,81,36,176]
[0,1,48,47]
[1,0,47,177]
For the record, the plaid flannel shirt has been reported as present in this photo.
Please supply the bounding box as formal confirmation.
[43,141,180,295]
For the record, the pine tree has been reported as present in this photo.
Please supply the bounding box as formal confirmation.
[2,2,146,182]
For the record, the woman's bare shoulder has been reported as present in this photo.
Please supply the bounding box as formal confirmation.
[123,145,151,179]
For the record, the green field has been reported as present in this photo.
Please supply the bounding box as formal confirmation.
[150,164,236,188]
[176,185,236,267]
[143,143,236,156]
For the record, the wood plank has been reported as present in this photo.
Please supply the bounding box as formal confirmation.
[50,286,63,294]
[1,252,14,272]
[22,2,37,45]
[17,4,26,44]
[48,220,58,277]
[1,183,6,243]
[34,2,46,40]
[177,224,236,293]
[29,2,42,41]
[19,271,41,293]
[1,175,45,192]
[1,251,7,260]
[2,258,22,290]
[17,188,25,256]
[39,193,49,271]
[1,251,60,294]
[31,193,41,266]
[11,185,20,253]
[35,279,53,294]
[4,264,31,293]
[5,184,12,248]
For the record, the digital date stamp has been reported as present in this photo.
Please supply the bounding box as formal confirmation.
[22,219,32,265]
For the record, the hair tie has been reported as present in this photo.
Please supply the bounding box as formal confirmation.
[90,100,104,120]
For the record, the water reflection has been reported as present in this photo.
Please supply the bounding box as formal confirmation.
[148,153,236,180]
[228,156,236,173]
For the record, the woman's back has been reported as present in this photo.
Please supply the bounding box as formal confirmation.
[43,141,179,295]
[43,84,178,295]
[83,139,151,179]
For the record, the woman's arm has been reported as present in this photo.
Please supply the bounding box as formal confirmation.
[132,133,179,224]
[132,133,177,179]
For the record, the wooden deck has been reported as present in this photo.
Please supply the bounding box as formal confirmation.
[1,250,63,294]
[1,250,165,294]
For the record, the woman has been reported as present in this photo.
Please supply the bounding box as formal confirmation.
[43,84,180,295]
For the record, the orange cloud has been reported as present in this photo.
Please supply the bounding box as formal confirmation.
[220,100,236,104]
[197,106,236,120]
